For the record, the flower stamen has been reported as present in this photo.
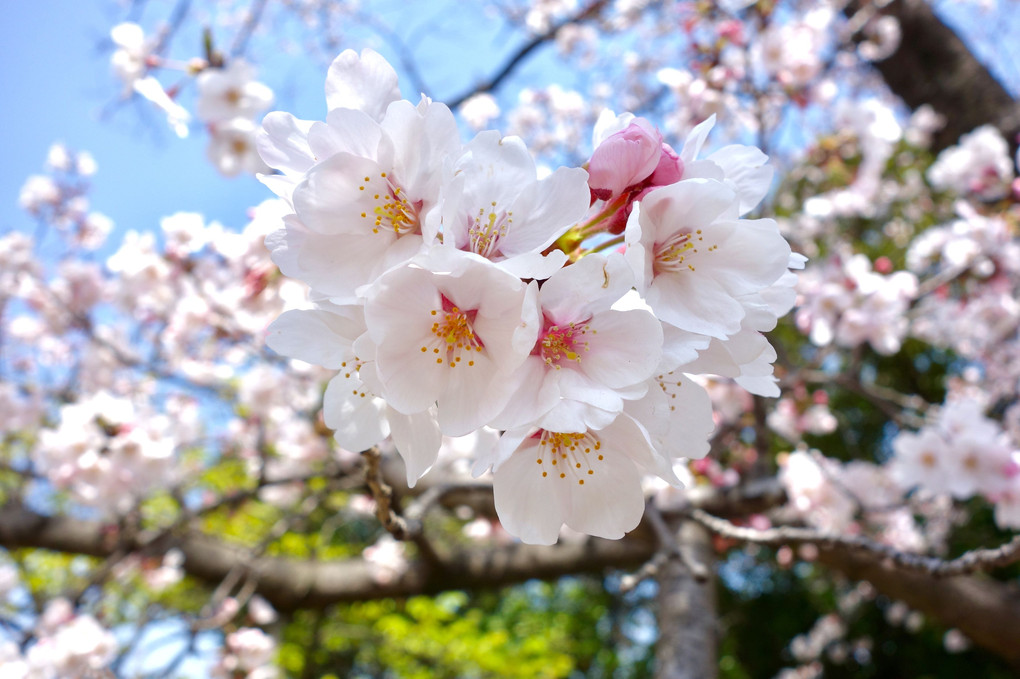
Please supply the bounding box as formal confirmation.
[535,430,603,485]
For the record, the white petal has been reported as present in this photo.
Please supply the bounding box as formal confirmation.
[325,48,401,121]
[707,145,774,215]
[540,253,634,321]
[493,440,569,545]
[565,442,645,539]
[502,166,590,255]
[582,309,662,388]
[388,406,442,487]
[647,274,744,338]
[257,111,315,175]
[323,373,389,451]
[265,307,362,368]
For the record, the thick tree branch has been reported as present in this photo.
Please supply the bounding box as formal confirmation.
[818,544,1020,671]
[687,508,1020,578]
[849,0,1020,152]
[4,480,1020,666]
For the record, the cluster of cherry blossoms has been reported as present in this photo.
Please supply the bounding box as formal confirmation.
[776,113,1020,544]
[0,597,117,679]
[195,60,275,176]
[892,397,1020,529]
[261,48,799,544]
[109,22,275,177]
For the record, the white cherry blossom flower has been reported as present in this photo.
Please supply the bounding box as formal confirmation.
[625,178,791,339]
[266,305,442,486]
[196,59,274,124]
[434,130,590,278]
[364,247,539,437]
[493,253,662,433]
[207,117,271,177]
[480,413,675,544]
[678,114,774,215]
[266,98,460,303]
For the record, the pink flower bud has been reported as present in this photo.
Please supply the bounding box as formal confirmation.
[587,119,662,197]
[649,142,683,186]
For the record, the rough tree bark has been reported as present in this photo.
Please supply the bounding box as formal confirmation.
[654,522,717,679]
[848,0,1020,152]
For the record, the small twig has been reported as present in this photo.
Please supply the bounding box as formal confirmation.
[621,504,709,592]
[446,0,610,108]
[230,0,269,57]
[687,507,1020,577]
[361,447,410,540]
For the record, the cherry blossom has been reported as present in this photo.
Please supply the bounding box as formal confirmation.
[482,413,674,545]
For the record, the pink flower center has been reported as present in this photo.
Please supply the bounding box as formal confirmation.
[536,317,591,368]
[652,228,716,275]
[420,296,483,368]
[467,202,512,259]
[359,172,422,236]
[533,430,603,485]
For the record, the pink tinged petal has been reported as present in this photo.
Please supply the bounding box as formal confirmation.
[500,167,591,255]
[736,374,780,397]
[294,153,420,237]
[680,158,725,182]
[475,426,530,476]
[660,326,711,371]
[582,309,662,388]
[540,397,619,433]
[381,100,460,202]
[268,221,397,303]
[540,253,635,321]
[387,406,442,487]
[598,412,682,485]
[707,145,774,215]
[436,353,514,437]
[623,208,654,292]
[647,273,744,338]
[307,109,384,163]
[323,373,389,451]
[459,131,539,207]
[639,179,739,242]
[561,433,646,539]
[493,439,569,545]
[540,370,625,432]
[258,172,300,202]
[711,219,791,295]
[264,308,362,368]
[257,111,315,175]
[325,48,401,121]
[365,268,448,413]
[679,114,716,164]
[488,357,560,432]
[374,338,447,414]
[646,376,714,461]
[685,328,768,377]
[494,249,568,280]
[648,142,684,186]
[739,296,781,333]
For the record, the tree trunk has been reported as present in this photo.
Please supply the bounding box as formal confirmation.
[655,522,717,679]
[848,0,1020,153]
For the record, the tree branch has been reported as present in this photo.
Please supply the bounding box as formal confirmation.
[445,0,611,109]
[687,507,1020,578]
[848,0,1020,152]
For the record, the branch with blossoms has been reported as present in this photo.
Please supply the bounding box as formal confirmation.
[686,508,1020,578]
[260,46,797,545]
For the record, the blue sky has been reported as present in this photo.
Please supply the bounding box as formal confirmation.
[0,1,553,255]
[0,1,305,248]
